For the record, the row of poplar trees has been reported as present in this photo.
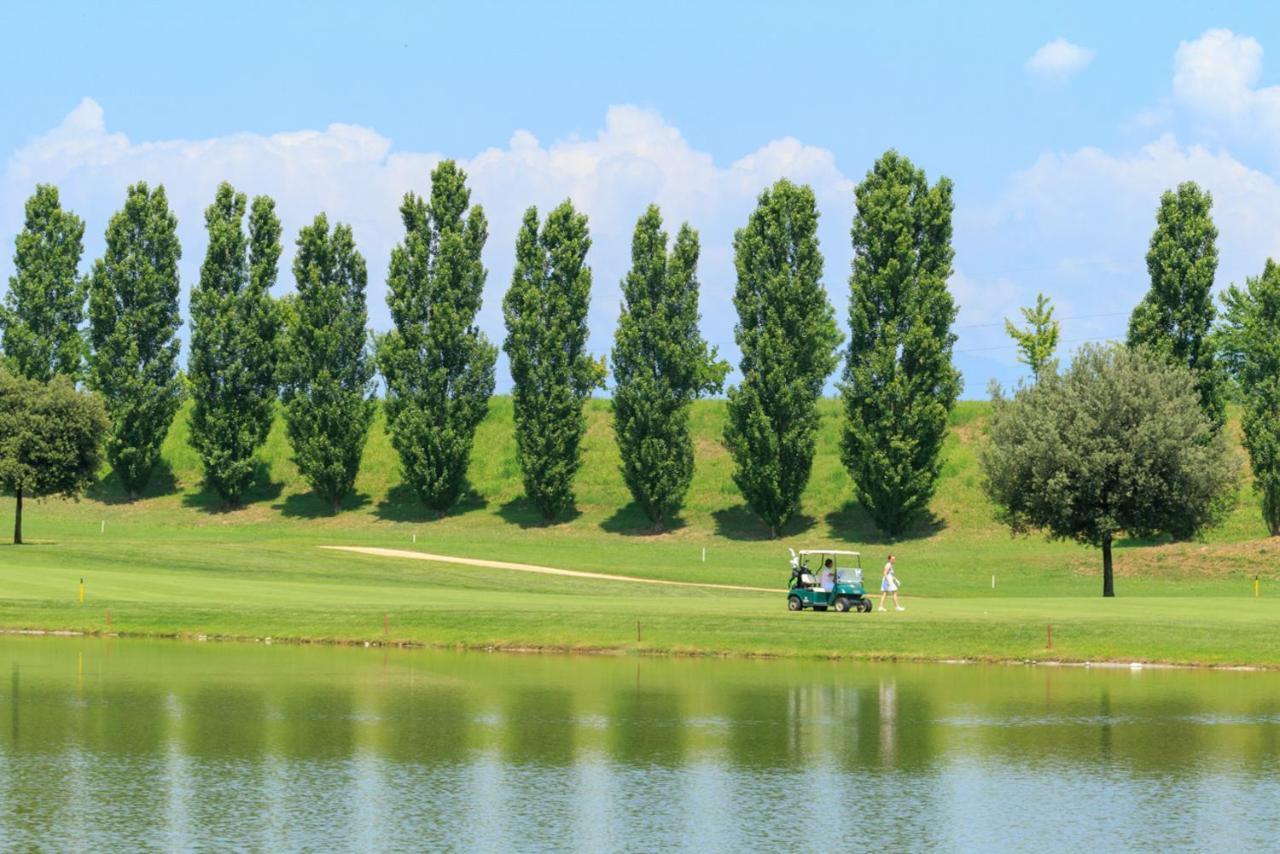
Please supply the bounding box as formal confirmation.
[2,150,960,537]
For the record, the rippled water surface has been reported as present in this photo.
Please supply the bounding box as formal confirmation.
[2,637,1278,852]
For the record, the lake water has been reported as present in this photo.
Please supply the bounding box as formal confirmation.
[1,637,1277,852]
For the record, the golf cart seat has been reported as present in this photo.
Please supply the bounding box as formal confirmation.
[798,572,817,588]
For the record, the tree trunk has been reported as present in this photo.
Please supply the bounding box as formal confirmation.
[1102,535,1115,598]
[13,487,22,545]
[331,495,342,515]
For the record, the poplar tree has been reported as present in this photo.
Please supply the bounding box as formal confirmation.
[188,183,282,506]
[378,161,497,514]
[503,201,606,522]
[725,179,841,537]
[3,185,87,382]
[1128,182,1225,426]
[88,183,184,499]
[841,150,960,537]
[612,206,727,530]
[281,214,376,513]
[1220,260,1280,536]
[1004,292,1060,382]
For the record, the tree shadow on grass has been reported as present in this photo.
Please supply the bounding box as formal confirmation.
[275,490,372,519]
[600,501,688,536]
[497,496,581,529]
[711,504,816,541]
[88,458,180,504]
[181,461,284,514]
[824,500,947,545]
[372,483,489,523]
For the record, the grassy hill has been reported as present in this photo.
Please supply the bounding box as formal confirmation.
[0,396,1277,664]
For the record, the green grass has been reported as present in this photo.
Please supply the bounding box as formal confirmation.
[0,397,1276,665]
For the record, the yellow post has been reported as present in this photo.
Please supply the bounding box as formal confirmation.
[1255,575,1260,598]
[78,578,84,604]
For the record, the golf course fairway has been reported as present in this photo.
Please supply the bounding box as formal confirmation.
[0,398,1276,666]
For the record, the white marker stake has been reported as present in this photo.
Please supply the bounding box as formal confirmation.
[100,520,105,535]
[701,547,706,563]
[412,533,417,544]
[991,575,995,589]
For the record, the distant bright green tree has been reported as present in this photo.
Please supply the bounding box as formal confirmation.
[612,206,727,530]
[981,344,1239,597]
[503,201,606,522]
[1219,260,1280,536]
[378,161,497,515]
[88,182,184,499]
[2,185,87,382]
[841,151,959,537]
[281,214,376,513]
[725,179,841,537]
[1004,292,1060,382]
[0,371,108,544]
[188,183,282,506]
[1128,182,1225,426]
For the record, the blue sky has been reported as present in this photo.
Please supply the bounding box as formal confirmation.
[4,1,1280,394]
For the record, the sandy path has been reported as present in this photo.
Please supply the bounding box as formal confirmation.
[320,546,780,594]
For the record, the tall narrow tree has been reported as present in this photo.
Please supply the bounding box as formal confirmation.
[503,201,606,522]
[88,182,184,499]
[3,185,87,382]
[612,206,727,530]
[725,179,841,537]
[1004,292,1060,382]
[1128,181,1225,426]
[188,183,282,506]
[378,161,497,514]
[1220,260,1280,536]
[841,150,960,537]
[281,215,376,513]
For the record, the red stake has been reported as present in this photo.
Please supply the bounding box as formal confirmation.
[1047,623,1053,650]
[383,613,389,636]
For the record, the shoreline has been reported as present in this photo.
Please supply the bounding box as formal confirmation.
[2,625,1271,673]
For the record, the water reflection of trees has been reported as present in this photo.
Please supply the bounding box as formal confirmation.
[608,690,685,768]
[504,689,575,766]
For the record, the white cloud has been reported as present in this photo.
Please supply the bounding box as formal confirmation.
[1,99,857,390]
[1025,38,1095,82]
[1171,28,1280,152]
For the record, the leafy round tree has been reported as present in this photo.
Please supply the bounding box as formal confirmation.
[612,206,727,530]
[280,214,376,513]
[188,183,282,506]
[3,185,87,382]
[503,201,606,523]
[378,161,497,515]
[841,151,959,537]
[981,344,1239,597]
[725,179,842,538]
[1219,260,1280,536]
[1128,182,1225,426]
[0,371,108,544]
[88,182,184,499]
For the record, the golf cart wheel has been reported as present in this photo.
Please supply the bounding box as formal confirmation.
[861,599,873,614]
[787,595,803,612]
[834,597,851,613]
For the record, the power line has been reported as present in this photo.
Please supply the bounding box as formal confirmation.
[954,310,1129,330]
[955,336,1120,355]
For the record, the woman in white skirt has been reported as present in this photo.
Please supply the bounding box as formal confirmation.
[879,554,904,612]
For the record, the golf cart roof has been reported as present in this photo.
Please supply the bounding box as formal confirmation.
[797,549,860,556]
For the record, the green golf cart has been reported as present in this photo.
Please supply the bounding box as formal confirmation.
[786,548,873,613]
